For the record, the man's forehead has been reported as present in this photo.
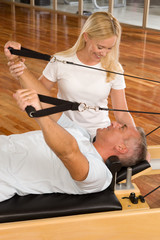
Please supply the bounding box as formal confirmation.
[128,126,139,137]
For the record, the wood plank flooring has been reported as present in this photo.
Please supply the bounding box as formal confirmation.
[132,173,160,208]
[0,3,159,208]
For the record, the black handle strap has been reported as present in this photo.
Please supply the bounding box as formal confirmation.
[8,47,51,61]
[25,94,80,118]
[24,94,160,138]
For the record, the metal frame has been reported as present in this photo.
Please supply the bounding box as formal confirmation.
[63,0,126,10]
[92,0,126,9]
[1,0,152,29]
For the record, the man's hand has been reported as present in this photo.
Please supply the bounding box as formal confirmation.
[13,89,42,112]
[4,41,21,61]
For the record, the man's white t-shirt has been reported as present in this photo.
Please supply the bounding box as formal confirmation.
[0,114,112,202]
[43,54,126,139]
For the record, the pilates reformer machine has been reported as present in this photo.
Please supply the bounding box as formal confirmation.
[0,151,159,240]
[0,47,159,240]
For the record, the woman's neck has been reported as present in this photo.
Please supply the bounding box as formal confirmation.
[76,49,100,66]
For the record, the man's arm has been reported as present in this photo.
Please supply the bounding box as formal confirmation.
[14,89,89,181]
[4,41,51,94]
[5,42,90,180]
[38,115,89,181]
[4,41,21,62]
[4,41,61,122]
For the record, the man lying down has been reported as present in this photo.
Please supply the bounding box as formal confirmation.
[0,89,147,202]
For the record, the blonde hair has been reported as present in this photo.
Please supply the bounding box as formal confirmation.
[57,12,122,81]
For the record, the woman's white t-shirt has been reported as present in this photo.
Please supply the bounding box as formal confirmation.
[43,54,126,138]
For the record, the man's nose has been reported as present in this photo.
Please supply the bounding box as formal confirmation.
[111,122,123,128]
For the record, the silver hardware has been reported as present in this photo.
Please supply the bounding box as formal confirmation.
[116,167,134,190]
[88,106,99,112]
[78,103,99,112]
[28,111,35,118]
[126,167,133,188]
[78,103,87,112]
[50,56,67,64]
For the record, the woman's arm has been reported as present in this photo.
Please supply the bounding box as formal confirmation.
[39,75,57,91]
[110,88,136,127]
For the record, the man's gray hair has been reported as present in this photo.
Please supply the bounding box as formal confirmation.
[119,127,147,167]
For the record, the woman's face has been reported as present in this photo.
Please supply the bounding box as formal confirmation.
[83,33,117,63]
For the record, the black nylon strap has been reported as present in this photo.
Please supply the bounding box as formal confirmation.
[8,47,51,61]
[26,94,160,118]
[25,94,80,118]
[30,104,78,118]
[38,94,77,106]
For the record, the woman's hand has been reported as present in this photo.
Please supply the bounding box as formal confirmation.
[146,151,151,162]
[8,60,26,80]
[13,89,42,112]
[4,41,26,79]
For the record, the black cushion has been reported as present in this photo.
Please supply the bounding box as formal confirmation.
[0,188,122,223]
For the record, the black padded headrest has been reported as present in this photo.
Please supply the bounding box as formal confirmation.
[116,160,151,183]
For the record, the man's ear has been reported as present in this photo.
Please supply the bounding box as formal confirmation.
[115,144,128,154]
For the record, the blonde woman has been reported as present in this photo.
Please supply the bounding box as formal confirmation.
[5,12,135,140]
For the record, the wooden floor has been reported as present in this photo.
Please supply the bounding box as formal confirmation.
[0,3,160,208]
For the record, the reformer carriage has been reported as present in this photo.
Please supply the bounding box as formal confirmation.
[0,147,159,240]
